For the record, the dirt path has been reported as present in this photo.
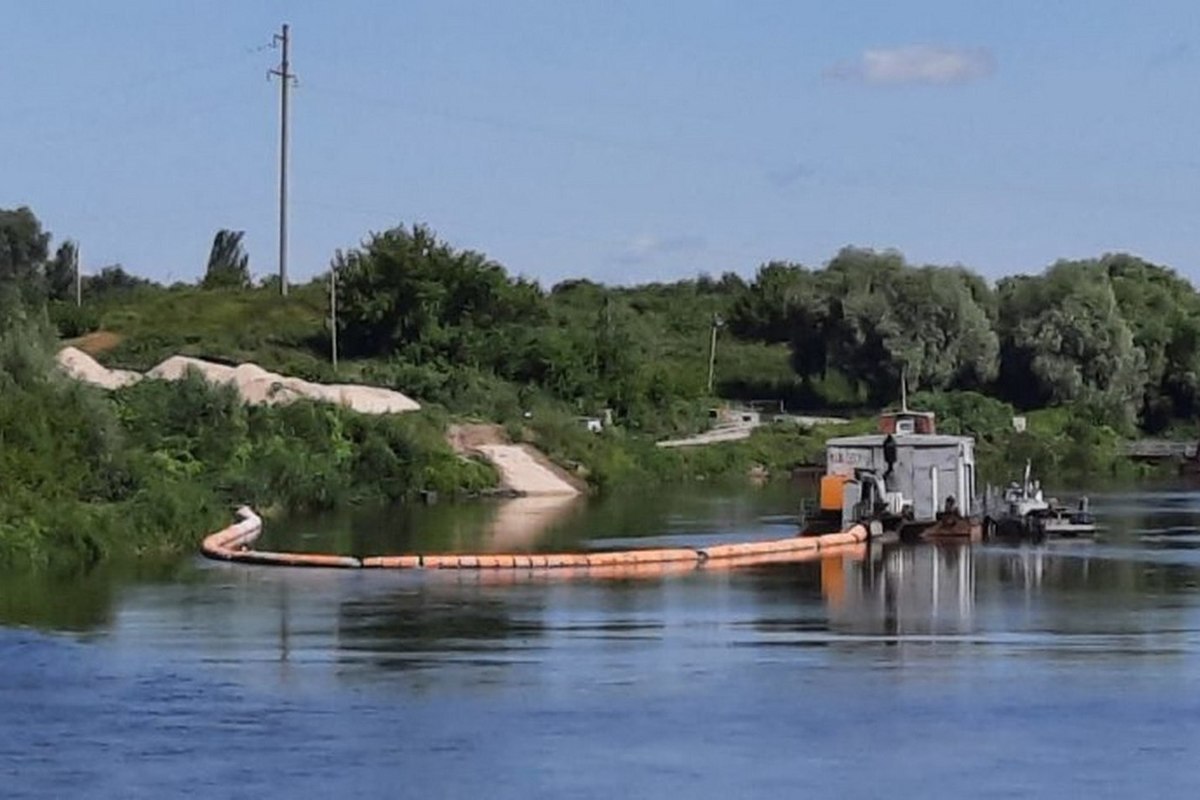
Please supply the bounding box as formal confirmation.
[449,423,583,496]
[65,330,124,356]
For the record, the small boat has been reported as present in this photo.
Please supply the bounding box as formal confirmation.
[1041,497,1097,537]
[983,462,1096,540]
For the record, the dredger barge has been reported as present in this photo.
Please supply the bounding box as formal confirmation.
[802,398,981,541]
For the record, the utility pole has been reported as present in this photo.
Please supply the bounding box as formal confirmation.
[707,314,723,394]
[329,265,338,372]
[74,242,81,307]
[269,23,296,297]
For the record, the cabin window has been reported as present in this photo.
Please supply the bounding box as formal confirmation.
[896,419,915,435]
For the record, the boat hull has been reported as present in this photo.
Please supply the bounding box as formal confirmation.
[899,515,982,542]
[1042,521,1097,537]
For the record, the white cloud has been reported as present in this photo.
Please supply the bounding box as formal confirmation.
[613,234,706,265]
[827,45,995,86]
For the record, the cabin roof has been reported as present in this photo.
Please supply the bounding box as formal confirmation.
[827,433,973,448]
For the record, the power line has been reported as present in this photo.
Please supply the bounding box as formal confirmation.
[6,46,263,121]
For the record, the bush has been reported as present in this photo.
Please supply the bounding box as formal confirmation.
[48,301,100,338]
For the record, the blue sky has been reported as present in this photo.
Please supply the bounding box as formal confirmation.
[5,1,1200,286]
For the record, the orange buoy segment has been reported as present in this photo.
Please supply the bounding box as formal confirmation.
[816,530,867,548]
[201,508,875,576]
[700,536,819,560]
[360,555,422,569]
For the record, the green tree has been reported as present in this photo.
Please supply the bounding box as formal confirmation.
[85,265,153,298]
[734,248,999,405]
[883,267,999,392]
[728,261,816,344]
[0,206,50,288]
[997,260,1145,430]
[45,240,77,302]
[1103,253,1200,430]
[202,229,251,289]
[335,223,545,360]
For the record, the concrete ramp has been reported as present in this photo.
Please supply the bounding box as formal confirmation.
[476,444,582,496]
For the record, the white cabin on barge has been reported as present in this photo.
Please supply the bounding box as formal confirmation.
[810,406,978,536]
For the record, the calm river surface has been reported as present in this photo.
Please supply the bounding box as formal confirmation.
[3,484,1200,798]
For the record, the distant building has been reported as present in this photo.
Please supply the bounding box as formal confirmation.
[709,406,761,427]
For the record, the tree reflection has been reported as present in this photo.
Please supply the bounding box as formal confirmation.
[0,562,185,633]
[335,585,546,676]
[0,569,116,631]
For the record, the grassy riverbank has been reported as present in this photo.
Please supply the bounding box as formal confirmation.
[0,296,496,569]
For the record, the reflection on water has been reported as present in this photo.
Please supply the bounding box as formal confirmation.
[265,483,791,556]
[485,495,582,552]
[338,584,546,664]
[823,544,976,635]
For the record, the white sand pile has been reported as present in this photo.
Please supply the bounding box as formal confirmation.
[147,357,421,413]
[55,346,142,390]
[57,349,420,415]
[326,383,421,414]
[146,355,237,384]
[476,444,581,496]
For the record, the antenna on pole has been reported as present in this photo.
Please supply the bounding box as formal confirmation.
[268,23,297,297]
[901,366,909,412]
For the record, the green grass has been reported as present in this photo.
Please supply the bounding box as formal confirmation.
[96,283,332,377]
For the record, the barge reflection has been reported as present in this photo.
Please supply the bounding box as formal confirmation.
[822,543,976,635]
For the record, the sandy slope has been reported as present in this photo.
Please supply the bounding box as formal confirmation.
[449,423,582,497]
[476,444,582,496]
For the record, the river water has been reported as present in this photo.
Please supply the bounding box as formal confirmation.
[2,484,1200,798]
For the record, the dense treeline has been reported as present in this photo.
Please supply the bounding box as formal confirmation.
[327,225,1200,436]
[12,203,1200,442]
[729,247,1200,434]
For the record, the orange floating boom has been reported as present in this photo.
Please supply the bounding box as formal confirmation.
[201,507,871,576]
